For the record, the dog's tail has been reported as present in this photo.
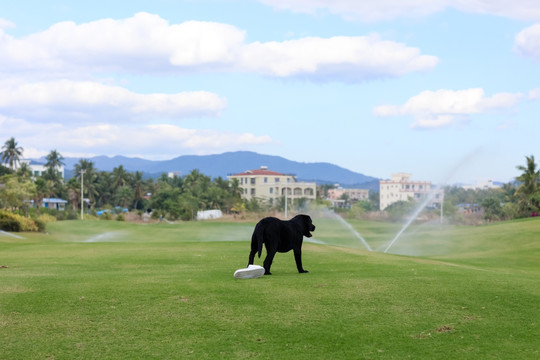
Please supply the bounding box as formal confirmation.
[254,223,264,258]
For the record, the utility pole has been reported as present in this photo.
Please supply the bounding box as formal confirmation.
[284,187,288,219]
[80,169,86,220]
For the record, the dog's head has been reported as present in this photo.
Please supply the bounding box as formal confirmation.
[293,214,316,238]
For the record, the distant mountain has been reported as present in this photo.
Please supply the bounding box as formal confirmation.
[58,151,379,187]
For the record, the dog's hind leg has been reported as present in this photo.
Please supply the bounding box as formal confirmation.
[248,235,258,266]
[262,251,276,275]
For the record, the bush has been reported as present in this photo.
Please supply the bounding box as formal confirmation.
[37,214,57,224]
[66,211,78,220]
[101,212,113,220]
[116,213,125,221]
[34,218,46,232]
[0,211,38,232]
[0,218,21,232]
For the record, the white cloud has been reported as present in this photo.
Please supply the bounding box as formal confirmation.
[373,88,523,129]
[0,13,245,75]
[241,35,438,80]
[0,79,226,122]
[0,12,437,82]
[529,88,540,99]
[259,0,447,22]
[0,18,15,30]
[259,0,540,22]
[515,24,540,61]
[0,115,276,160]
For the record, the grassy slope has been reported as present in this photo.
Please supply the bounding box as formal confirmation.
[0,218,538,359]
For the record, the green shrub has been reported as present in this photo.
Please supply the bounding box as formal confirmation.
[116,213,125,221]
[0,218,21,232]
[66,211,78,220]
[37,214,57,224]
[0,211,38,231]
[34,218,46,232]
[101,212,113,220]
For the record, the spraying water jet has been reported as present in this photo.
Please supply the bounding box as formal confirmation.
[328,211,373,251]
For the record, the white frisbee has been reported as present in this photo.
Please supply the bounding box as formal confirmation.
[234,264,265,279]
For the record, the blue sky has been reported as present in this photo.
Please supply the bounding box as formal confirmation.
[1,0,539,184]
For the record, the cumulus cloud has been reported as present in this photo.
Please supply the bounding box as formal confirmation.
[0,115,275,159]
[0,13,245,75]
[0,18,15,30]
[242,35,438,80]
[373,88,523,129]
[515,24,540,61]
[0,79,227,122]
[259,0,540,22]
[529,88,540,99]
[0,12,437,81]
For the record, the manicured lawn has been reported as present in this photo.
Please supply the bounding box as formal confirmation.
[1,217,539,359]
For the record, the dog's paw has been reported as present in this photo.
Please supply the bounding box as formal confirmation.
[264,271,272,275]
[299,270,309,273]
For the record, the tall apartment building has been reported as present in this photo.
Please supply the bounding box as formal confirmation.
[379,173,443,210]
[228,166,316,203]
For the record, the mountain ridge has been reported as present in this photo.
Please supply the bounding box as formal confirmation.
[58,151,379,187]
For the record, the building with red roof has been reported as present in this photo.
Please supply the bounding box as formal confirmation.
[228,166,316,203]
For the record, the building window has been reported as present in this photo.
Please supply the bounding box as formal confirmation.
[250,178,255,185]
[269,188,273,194]
[251,188,256,195]
[264,177,268,183]
[275,178,280,183]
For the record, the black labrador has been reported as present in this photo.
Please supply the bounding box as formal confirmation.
[248,214,316,275]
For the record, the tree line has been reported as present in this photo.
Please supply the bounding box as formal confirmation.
[0,137,248,220]
[1,137,539,223]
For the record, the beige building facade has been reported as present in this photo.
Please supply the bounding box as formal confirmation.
[327,187,370,208]
[228,166,316,203]
[379,173,443,210]
[327,187,369,201]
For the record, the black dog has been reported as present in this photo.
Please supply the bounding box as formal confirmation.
[248,214,315,275]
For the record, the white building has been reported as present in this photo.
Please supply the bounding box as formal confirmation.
[228,166,316,203]
[379,173,443,210]
[16,159,64,179]
[461,180,501,190]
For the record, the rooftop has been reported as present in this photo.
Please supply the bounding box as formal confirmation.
[230,166,292,177]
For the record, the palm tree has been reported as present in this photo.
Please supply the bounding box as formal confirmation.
[515,155,540,215]
[34,178,53,216]
[16,162,32,179]
[45,150,65,177]
[132,171,145,210]
[111,165,130,190]
[66,177,80,211]
[95,171,113,207]
[229,178,243,199]
[1,137,23,170]
[43,150,65,196]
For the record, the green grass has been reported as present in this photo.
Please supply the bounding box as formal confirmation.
[1,217,539,359]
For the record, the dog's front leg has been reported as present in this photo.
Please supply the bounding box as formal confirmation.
[294,249,308,273]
